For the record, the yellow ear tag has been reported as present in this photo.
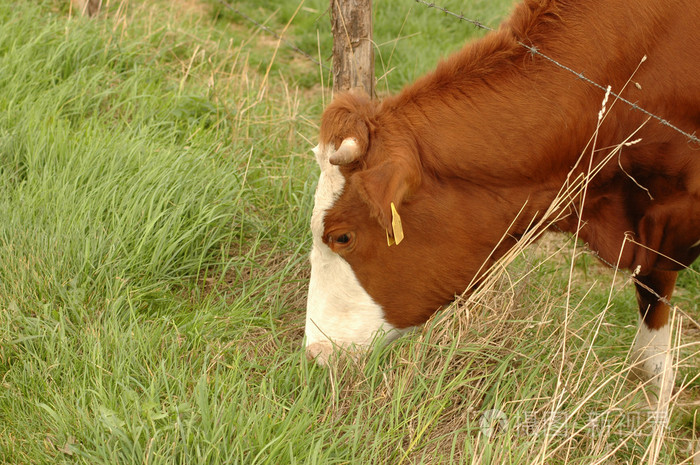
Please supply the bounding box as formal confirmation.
[386,229,395,247]
[390,202,404,245]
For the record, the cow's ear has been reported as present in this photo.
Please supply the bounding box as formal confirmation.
[355,152,422,245]
[320,90,375,158]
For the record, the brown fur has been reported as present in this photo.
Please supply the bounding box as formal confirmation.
[319,0,700,329]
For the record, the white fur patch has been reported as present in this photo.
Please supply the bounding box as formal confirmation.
[305,145,402,364]
[632,322,674,406]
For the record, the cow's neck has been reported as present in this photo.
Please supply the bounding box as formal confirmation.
[382,0,659,190]
[392,78,604,238]
[380,25,651,262]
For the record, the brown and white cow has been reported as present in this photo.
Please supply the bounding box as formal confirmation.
[305,0,700,395]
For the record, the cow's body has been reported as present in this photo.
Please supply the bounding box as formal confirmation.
[305,0,700,397]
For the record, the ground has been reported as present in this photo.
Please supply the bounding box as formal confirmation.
[0,0,697,463]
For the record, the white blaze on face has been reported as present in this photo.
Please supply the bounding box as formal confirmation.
[305,144,402,364]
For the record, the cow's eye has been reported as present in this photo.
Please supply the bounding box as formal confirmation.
[326,232,355,251]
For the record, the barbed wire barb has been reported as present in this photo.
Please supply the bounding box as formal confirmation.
[414,0,493,31]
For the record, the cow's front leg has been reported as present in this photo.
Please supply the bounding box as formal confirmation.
[632,269,677,406]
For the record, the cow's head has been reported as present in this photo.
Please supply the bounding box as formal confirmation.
[305,91,515,364]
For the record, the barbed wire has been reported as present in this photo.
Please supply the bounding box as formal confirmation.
[213,0,330,71]
[414,0,494,31]
[416,0,700,313]
[414,0,700,146]
[210,0,700,145]
[216,0,697,311]
[548,194,699,316]
[583,241,700,330]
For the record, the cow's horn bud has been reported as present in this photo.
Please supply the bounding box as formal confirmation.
[329,138,361,165]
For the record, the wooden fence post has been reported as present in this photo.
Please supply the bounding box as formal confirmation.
[71,0,101,16]
[330,0,374,96]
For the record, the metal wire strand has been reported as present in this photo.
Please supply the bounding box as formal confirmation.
[414,0,700,146]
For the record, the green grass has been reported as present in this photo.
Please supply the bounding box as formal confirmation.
[206,0,514,92]
[0,1,698,464]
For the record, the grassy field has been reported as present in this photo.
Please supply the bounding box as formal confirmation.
[0,0,697,463]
